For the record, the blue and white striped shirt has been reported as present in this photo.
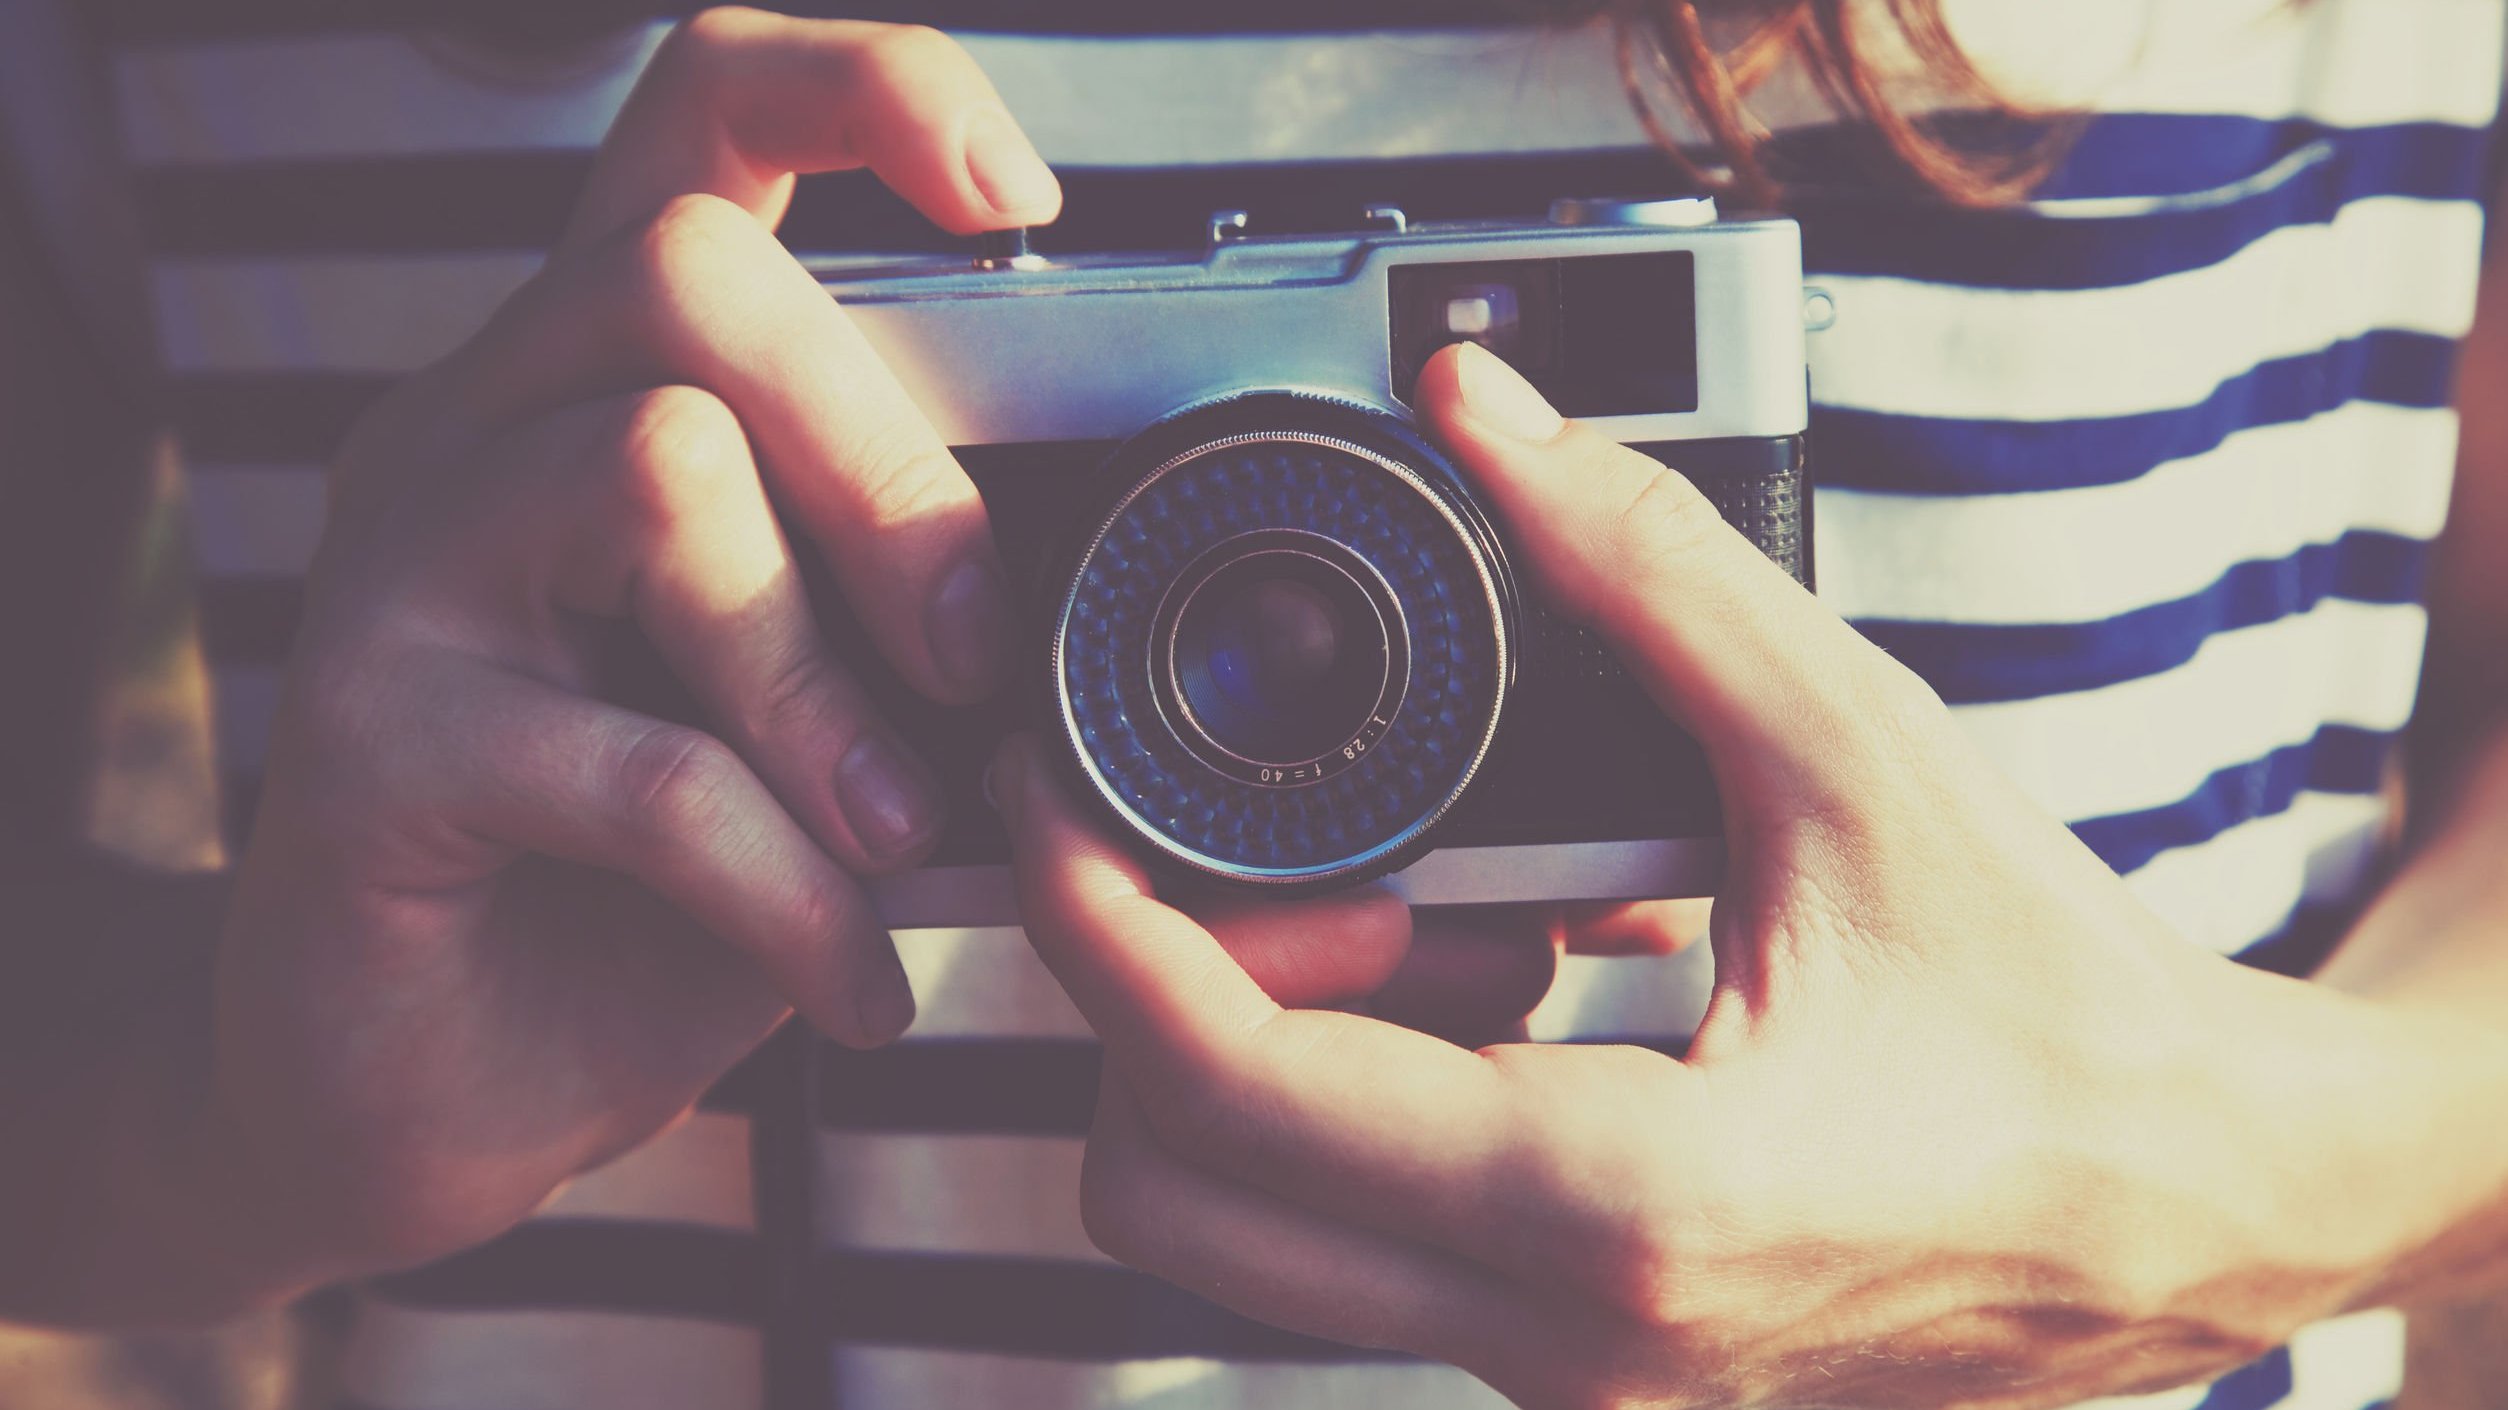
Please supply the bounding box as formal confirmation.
[92,0,2500,1404]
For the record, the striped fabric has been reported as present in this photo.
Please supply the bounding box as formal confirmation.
[93,0,2493,1405]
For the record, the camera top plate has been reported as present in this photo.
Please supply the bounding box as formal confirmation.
[803,200,1808,449]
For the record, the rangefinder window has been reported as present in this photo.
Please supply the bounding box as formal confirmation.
[1388,252,1699,417]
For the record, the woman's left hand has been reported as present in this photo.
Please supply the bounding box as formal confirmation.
[992,341,2464,1409]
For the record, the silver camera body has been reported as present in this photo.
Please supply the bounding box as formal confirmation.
[800,198,1812,929]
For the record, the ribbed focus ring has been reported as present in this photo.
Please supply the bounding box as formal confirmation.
[1055,430,1506,882]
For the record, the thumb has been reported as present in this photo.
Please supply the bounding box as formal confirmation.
[1416,341,1948,825]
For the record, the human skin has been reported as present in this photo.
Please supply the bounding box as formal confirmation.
[4,8,1066,1324]
[996,340,2508,1410]
[0,6,1574,1325]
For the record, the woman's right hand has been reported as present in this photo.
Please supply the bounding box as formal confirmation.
[198,9,1061,1305]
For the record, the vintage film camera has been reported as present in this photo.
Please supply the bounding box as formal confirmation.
[806,198,1812,928]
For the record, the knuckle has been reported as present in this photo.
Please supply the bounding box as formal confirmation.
[663,5,770,63]
[613,386,748,530]
[616,724,748,856]
[1479,1051,1710,1330]
[1576,1144,1750,1345]
[838,417,967,528]
[747,640,854,745]
[632,192,756,305]
[781,872,867,957]
[1606,460,1727,565]
[1562,457,1731,634]
[849,23,970,84]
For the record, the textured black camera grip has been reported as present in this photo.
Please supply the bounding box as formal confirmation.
[1526,433,1811,692]
[1634,435,1812,590]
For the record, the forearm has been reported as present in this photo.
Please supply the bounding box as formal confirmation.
[0,851,317,1326]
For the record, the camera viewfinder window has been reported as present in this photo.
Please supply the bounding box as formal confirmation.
[1389,252,1698,418]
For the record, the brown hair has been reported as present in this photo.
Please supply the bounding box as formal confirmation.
[1569,0,2067,207]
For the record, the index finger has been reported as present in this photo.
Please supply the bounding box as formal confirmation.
[564,9,1061,250]
[1417,341,1951,824]
[441,195,1010,704]
[990,733,1284,1066]
[993,734,1677,1290]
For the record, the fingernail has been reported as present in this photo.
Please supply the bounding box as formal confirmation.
[962,107,1059,218]
[835,735,939,863]
[1453,341,1564,443]
[854,952,917,1046]
[926,557,1012,697]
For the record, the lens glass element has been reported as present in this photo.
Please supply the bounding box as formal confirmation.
[1170,549,1391,767]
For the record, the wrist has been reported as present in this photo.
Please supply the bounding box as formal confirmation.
[2184,958,2508,1315]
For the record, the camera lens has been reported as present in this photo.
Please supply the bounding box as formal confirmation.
[1197,578,1342,722]
[1156,533,1405,775]
[1050,394,1517,893]
[1174,558,1377,764]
